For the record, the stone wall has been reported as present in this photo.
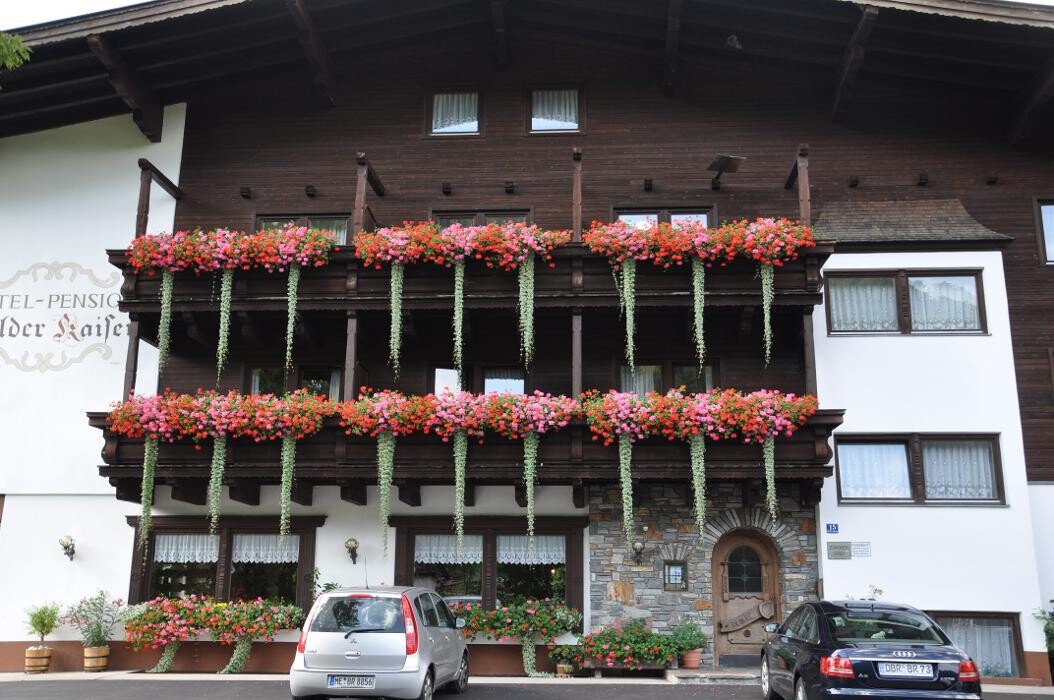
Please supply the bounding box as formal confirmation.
[588,481,820,667]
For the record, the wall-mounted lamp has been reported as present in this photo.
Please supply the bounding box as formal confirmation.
[239,186,252,199]
[708,153,746,191]
[917,172,929,186]
[504,180,516,194]
[643,177,653,192]
[441,182,452,196]
[345,537,359,564]
[848,176,860,188]
[631,539,645,566]
[59,535,75,561]
[305,185,318,198]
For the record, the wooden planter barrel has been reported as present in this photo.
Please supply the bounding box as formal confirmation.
[83,646,110,672]
[24,647,52,673]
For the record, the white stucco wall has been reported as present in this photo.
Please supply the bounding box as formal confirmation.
[813,250,1047,654]
[0,105,184,495]
[1029,484,1054,609]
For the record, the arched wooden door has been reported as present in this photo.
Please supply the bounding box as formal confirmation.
[711,530,780,667]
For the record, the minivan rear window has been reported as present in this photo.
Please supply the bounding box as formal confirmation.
[311,596,405,634]
[826,609,945,644]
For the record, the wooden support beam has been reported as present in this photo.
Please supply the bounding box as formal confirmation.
[228,480,261,506]
[514,483,528,508]
[122,318,140,398]
[662,0,683,93]
[340,480,367,505]
[357,152,386,196]
[398,481,422,507]
[832,5,879,121]
[1010,53,1054,144]
[170,480,207,505]
[138,158,183,200]
[631,479,643,508]
[463,480,476,508]
[111,477,142,504]
[291,481,314,506]
[491,0,508,68]
[571,309,583,397]
[803,308,818,397]
[135,166,152,238]
[571,148,583,242]
[783,144,812,224]
[285,0,337,107]
[572,482,586,509]
[799,478,823,508]
[86,34,164,142]
[343,312,358,401]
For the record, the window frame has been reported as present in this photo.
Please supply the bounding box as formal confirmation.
[616,359,718,394]
[1032,197,1054,265]
[834,434,1005,505]
[254,214,351,244]
[525,86,586,135]
[297,366,343,401]
[425,89,484,138]
[612,206,716,227]
[824,269,987,335]
[126,515,325,609]
[663,560,688,592]
[429,209,534,227]
[391,515,586,615]
[926,610,1026,679]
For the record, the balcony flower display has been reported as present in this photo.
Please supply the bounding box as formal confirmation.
[124,595,212,673]
[431,391,488,551]
[451,599,582,677]
[207,598,305,674]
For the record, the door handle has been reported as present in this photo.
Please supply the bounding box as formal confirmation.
[344,651,361,659]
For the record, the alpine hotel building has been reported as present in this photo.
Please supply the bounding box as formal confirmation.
[0,0,1053,683]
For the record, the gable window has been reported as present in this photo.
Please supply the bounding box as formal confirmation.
[431,92,479,135]
[836,435,1002,504]
[435,210,529,227]
[826,270,984,334]
[257,215,349,245]
[530,89,580,132]
[1038,201,1054,263]
[299,368,341,400]
[484,367,524,393]
[930,613,1023,678]
[616,209,710,229]
[250,367,286,395]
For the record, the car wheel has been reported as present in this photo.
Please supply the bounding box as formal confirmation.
[795,677,808,700]
[761,655,778,700]
[444,653,469,694]
[417,669,435,700]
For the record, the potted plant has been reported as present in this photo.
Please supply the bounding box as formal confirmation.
[548,644,580,677]
[64,591,124,672]
[24,603,61,673]
[671,622,709,669]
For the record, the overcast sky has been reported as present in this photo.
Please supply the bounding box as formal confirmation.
[4,0,1054,30]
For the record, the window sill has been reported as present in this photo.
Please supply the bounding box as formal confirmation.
[836,499,1007,507]
[527,129,582,136]
[827,331,990,337]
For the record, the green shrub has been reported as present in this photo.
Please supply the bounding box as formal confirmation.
[671,622,708,653]
[26,604,61,645]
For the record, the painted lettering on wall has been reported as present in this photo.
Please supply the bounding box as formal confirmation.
[0,262,125,372]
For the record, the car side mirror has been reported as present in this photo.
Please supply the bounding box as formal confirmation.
[764,623,780,634]
[455,618,466,629]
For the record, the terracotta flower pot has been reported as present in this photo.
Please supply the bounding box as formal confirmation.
[24,647,52,674]
[83,645,111,672]
[681,648,703,669]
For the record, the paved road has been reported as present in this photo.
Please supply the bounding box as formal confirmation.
[0,682,1048,700]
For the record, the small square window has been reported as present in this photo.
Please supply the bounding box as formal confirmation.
[431,92,479,135]
[308,217,349,245]
[250,367,286,396]
[617,212,658,230]
[300,368,341,400]
[664,561,687,591]
[484,367,524,393]
[531,89,579,132]
[620,365,661,397]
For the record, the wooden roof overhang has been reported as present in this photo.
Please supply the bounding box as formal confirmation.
[4,0,1054,143]
[88,409,845,507]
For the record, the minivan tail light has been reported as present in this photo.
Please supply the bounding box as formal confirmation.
[958,660,980,682]
[821,656,855,678]
[297,626,309,654]
[402,594,419,656]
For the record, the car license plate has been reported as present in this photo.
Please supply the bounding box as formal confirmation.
[877,662,932,678]
[328,674,376,689]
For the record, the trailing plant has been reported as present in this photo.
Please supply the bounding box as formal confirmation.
[124,595,213,673]
[207,435,227,534]
[215,268,233,383]
[518,255,536,364]
[158,270,173,369]
[451,599,582,677]
[389,263,404,376]
[285,264,300,369]
[141,437,158,548]
[25,603,61,647]
[206,599,304,674]
[279,434,296,537]
[689,434,706,532]
[453,259,465,380]
[584,221,649,369]
[763,435,777,519]
[691,257,706,367]
[761,264,774,365]
[432,391,487,551]
[63,591,125,649]
[578,620,677,670]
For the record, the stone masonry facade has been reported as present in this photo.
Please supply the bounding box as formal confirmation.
[589,482,820,667]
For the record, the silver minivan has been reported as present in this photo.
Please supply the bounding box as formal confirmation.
[289,586,469,700]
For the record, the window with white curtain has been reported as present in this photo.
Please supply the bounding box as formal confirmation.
[1041,203,1054,263]
[431,92,479,134]
[257,215,349,245]
[496,535,566,605]
[922,439,997,500]
[531,89,580,132]
[616,210,709,229]
[621,365,662,397]
[434,368,460,394]
[828,277,899,332]
[908,276,981,331]
[827,271,984,334]
[300,368,341,400]
[484,367,524,393]
[837,442,913,500]
[933,614,1020,677]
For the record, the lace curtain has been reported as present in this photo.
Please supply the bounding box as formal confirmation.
[922,440,996,500]
[838,443,912,499]
[936,616,1018,677]
[432,93,478,134]
[621,365,661,398]
[496,535,565,564]
[532,89,579,131]
[483,367,524,393]
[828,277,898,332]
[232,534,300,563]
[414,534,484,564]
[154,534,219,563]
[909,276,980,331]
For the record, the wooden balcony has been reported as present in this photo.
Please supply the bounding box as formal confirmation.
[107,244,832,316]
[88,410,844,505]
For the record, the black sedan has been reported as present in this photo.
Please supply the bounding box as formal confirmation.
[761,601,982,700]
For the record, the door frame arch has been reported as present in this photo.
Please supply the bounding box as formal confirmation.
[711,528,782,664]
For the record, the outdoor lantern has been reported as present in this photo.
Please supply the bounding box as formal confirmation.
[345,537,359,564]
[631,539,645,566]
[58,535,75,561]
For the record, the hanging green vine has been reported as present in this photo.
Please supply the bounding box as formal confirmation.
[621,259,636,370]
[377,430,396,555]
[207,436,227,534]
[453,259,465,383]
[216,269,233,385]
[761,264,774,366]
[523,431,540,549]
[691,257,706,368]
[763,435,778,520]
[158,270,174,369]
[140,437,158,550]
[521,638,552,678]
[285,264,300,370]
[618,433,634,544]
[218,637,253,674]
[148,641,181,673]
[453,430,468,552]
[279,435,296,537]
[389,263,405,377]
[518,255,536,366]
[689,433,707,533]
